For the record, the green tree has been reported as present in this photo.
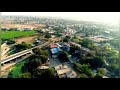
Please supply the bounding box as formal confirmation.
[63,38,69,42]
[70,45,80,54]
[81,64,93,77]
[22,58,42,73]
[14,42,31,52]
[58,51,69,62]
[97,68,106,76]
[45,34,51,38]
[6,39,15,45]
[42,68,56,78]
[65,35,71,39]
[94,73,103,78]
[32,48,48,56]
[79,73,89,78]
[17,73,31,78]
[32,48,48,57]
[80,38,95,49]
[40,55,48,64]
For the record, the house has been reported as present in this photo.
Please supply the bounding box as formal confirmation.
[16,28,22,31]
[62,43,70,51]
[56,43,62,48]
[50,48,59,54]
[67,41,74,46]
[49,43,58,49]
[23,27,33,31]
[49,43,59,58]
[55,65,77,78]
[66,70,77,78]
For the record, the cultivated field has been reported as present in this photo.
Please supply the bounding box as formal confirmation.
[1,31,36,39]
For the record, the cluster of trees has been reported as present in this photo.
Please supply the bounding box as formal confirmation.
[63,35,71,42]
[36,30,44,34]
[74,24,108,37]
[69,36,119,77]
[79,55,105,69]
[55,33,62,37]
[71,36,82,44]
[2,28,17,31]
[71,39,119,77]
[58,51,69,62]
[106,64,119,78]
[13,42,31,52]
[22,55,47,73]
[17,48,56,78]
[33,68,56,78]
[100,37,119,50]
[73,62,94,78]
[32,48,48,57]
[2,39,15,45]
[70,45,80,54]
[79,38,96,50]
[73,62,106,78]
[6,39,16,45]
[45,34,52,38]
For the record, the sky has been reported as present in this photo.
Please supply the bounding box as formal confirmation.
[1,12,120,26]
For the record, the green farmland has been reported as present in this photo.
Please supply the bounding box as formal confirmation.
[1,31,36,39]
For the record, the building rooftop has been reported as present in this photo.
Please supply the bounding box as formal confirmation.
[50,48,59,54]
[38,66,49,69]
[49,43,58,49]
[55,65,77,78]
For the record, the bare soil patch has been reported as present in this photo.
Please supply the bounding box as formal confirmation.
[15,36,37,44]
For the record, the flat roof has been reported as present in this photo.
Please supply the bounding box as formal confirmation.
[38,66,49,69]
[50,48,59,54]
[57,68,71,75]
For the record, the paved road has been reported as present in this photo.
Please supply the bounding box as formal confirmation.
[47,49,62,67]
[1,42,49,64]
[1,54,32,78]
[47,48,76,73]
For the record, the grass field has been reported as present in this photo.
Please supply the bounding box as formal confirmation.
[8,60,28,78]
[1,31,36,39]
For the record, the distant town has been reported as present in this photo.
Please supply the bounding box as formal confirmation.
[1,15,119,78]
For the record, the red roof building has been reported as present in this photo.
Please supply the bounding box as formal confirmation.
[49,43,58,49]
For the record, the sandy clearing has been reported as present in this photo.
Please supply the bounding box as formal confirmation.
[15,36,37,44]
[2,24,45,29]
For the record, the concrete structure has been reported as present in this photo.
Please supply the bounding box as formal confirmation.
[49,43,59,58]
[23,27,33,31]
[1,42,49,64]
[38,66,49,69]
[55,65,77,78]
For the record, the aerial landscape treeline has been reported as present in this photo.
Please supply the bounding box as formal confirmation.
[1,15,119,78]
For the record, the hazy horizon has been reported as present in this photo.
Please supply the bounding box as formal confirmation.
[1,12,120,26]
